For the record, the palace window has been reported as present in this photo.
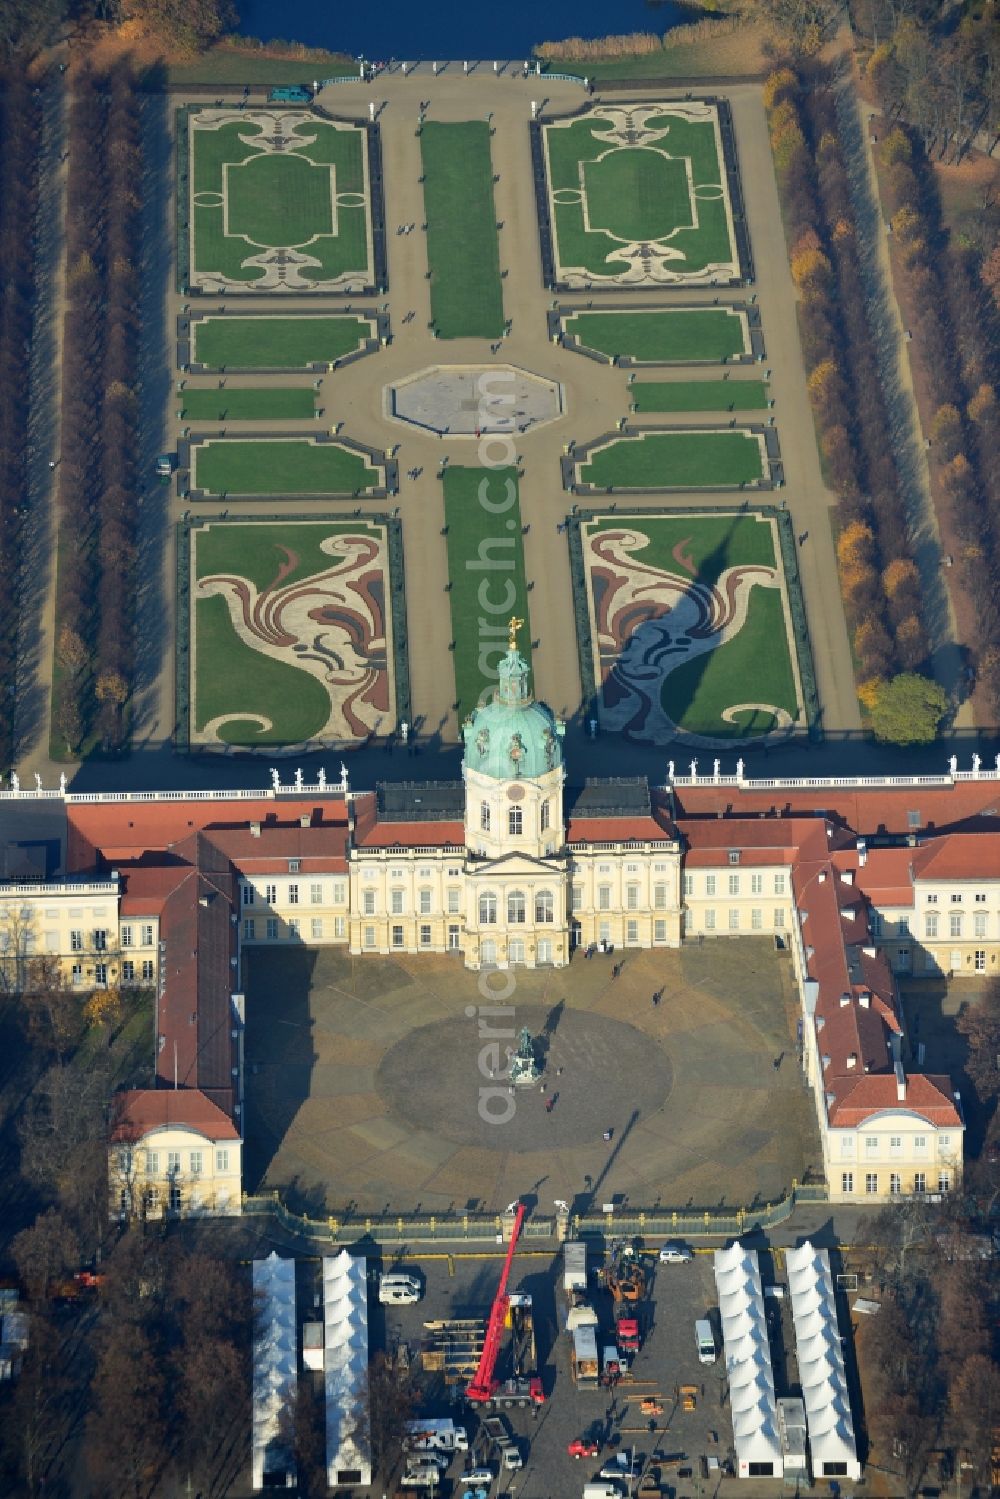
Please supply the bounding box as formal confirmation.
[705,875,717,897]
[598,885,611,911]
[311,883,323,905]
[362,890,376,916]
[391,889,405,915]
[419,888,432,915]
[535,890,554,924]
[626,884,640,911]
[481,802,491,832]
[655,883,668,910]
[121,926,132,948]
[841,1172,854,1194]
[865,1173,878,1195]
[751,873,763,895]
[540,800,550,832]
[507,890,526,924]
[508,807,523,836]
[447,888,461,914]
[479,891,497,925]
[311,919,323,939]
[391,925,404,949]
[926,913,939,939]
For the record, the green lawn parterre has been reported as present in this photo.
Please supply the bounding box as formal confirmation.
[580,430,765,490]
[583,512,800,740]
[180,387,317,421]
[442,467,532,717]
[420,122,504,340]
[190,113,371,287]
[193,439,380,495]
[544,105,736,282]
[192,520,386,745]
[565,308,749,363]
[193,315,373,369]
[631,380,769,414]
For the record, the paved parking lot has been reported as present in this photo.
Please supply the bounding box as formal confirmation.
[371,1243,734,1499]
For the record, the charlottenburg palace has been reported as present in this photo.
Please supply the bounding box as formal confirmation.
[0,641,991,1217]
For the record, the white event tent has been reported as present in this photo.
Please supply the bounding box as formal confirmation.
[323,1250,372,1489]
[714,1244,783,1478]
[786,1242,862,1481]
[251,1251,297,1492]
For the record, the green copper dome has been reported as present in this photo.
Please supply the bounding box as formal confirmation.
[463,644,565,781]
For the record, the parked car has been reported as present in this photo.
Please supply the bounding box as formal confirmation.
[658,1242,693,1264]
[600,1454,643,1480]
[463,1468,494,1484]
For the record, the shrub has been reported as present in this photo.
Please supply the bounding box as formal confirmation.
[868,672,949,745]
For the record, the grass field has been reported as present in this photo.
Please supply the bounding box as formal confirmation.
[192,520,388,745]
[442,467,531,717]
[582,512,799,740]
[193,439,379,495]
[190,113,371,287]
[544,106,735,282]
[420,122,504,340]
[169,50,353,85]
[180,387,317,421]
[631,380,769,413]
[566,308,749,363]
[193,315,373,369]
[580,430,765,489]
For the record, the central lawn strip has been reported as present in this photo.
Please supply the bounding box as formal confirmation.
[581,431,764,489]
[193,315,372,370]
[180,387,316,421]
[194,439,378,495]
[420,122,504,340]
[631,380,769,413]
[443,467,531,718]
[565,309,746,363]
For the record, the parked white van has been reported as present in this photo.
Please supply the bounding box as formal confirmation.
[379,1272,423,1305]
[695,1317,716,1364]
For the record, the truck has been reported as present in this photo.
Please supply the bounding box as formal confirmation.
[601,1343,628,1385]
[571,1323,600,1389]
[404,1419,469,1453]
[614,1305,641,1354]
[482,1415,522,1472]
[563,1240,588,1295]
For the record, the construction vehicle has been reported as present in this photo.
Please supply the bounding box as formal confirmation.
[602,1242,647,1305]
[465,1203,544,1411]
[613,1301,641,1354]
[481,1415,522,1472]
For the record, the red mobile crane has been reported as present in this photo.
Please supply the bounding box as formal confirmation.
[465,1203,545,1409]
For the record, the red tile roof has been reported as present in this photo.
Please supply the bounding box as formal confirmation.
[674,781,1000,837]
[829,1072,962,1128]
[110,1087,240,1142]
[567,816,674,844]
[356,820,467,849]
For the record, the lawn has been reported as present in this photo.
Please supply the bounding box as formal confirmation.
[442,467,531,717]
[192,520,391,745]
[193,439,379,495]
[631,380,769,413]
[168,50,353,85]
[420,122,504,340]
[180,387,317,421]
[565,308,748,363]
[193,315,373,369]
[580,431,764,489]
[544,106,735,281]
[581,512,800,740]
[664,586,798,737]
[190,114,370,287]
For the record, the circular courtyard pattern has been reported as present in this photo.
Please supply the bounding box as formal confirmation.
[375,1004,674,1151]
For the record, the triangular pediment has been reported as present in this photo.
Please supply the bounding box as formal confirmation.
[468,850,567,876]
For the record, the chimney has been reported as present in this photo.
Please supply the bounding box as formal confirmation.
[841,869,854,885]
[862,945,877,958]
[805,945,815,961]
[839,992,851,1007]
[300,814,310,829]
[821,1053,831,1071]
[895,1055,906,1101]
[847,1052,857,1069]
[250,822,261,838]
[859,991,871,1009]
[856,838,867,866]
[819,871,827,884]
[198,894,211,908]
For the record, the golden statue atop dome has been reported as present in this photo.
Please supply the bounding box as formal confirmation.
[508,616,524,652]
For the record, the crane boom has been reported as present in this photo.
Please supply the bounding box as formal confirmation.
[466,1202,526,1403]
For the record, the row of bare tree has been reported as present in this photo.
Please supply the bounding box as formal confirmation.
[0,70,41,768]
[766,65,930,694]
[54,62,141,756]
[870,120,1000,719]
